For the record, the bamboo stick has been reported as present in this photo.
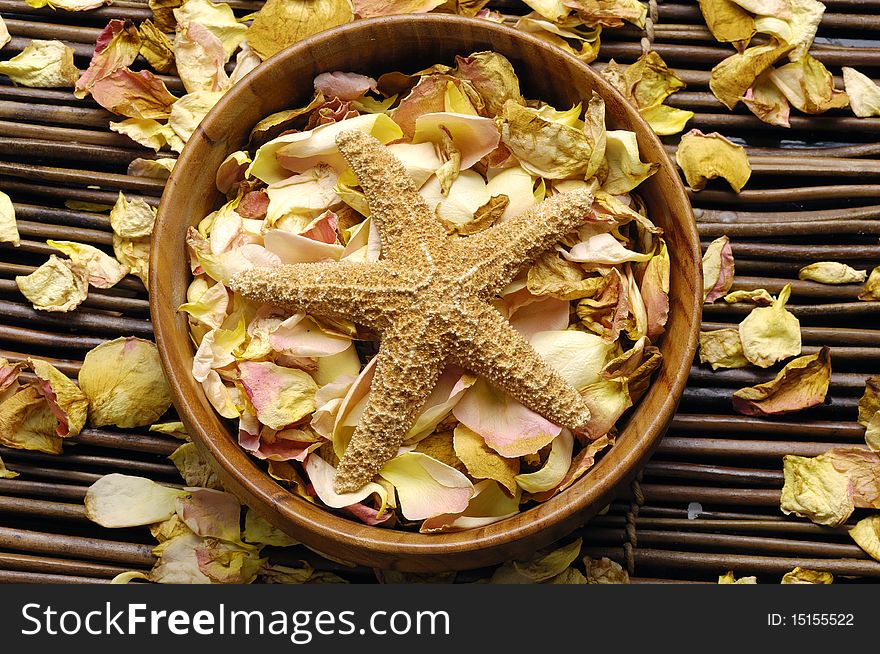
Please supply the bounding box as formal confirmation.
[0,569,110,584]
[688,367,870,392]
[0,526,156,566]
[0,100,113,129]
[643,461,783,486]
[0,447,179,477]
[0,322,108,350]
[0,348,83,375]
[0,551,142,579]
[702,301,880,318]
[590,515,849,537]
[583,547,880,577]
[586,528,868,558]
[0,120,153,150]
[670,414,866,439]
[0,137,154,167]
[12,202,112,231]
[0,180,159,208]
[0,298,153,336]
[3,463,102,485]
[698,220,880,237]
[0,479,89,502]
[13,219,113,246]
[657,437,858,459]
[0,495,88,520]
[700,322,880,347]
[0,161,166,195]
[636,484,781,506]
[71,428,181,457]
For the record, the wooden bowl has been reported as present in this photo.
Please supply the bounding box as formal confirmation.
[151,15,702,572]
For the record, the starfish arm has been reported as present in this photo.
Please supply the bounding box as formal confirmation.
[449,301,591,432]
[452,189,596,297]
[333,321,447,493]
[335,130,447,258]
[229,261,402,329]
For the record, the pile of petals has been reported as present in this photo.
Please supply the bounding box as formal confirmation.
[183,50,668,533]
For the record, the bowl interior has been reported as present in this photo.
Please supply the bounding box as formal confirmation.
[151,15,702,572]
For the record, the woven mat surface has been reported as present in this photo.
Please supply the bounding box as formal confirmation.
[2,0,880,583]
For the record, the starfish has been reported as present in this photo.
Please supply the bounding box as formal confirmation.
[230,129,599,493]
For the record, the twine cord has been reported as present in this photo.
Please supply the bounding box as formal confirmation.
[623,470,645,576]
[641,0,660,53]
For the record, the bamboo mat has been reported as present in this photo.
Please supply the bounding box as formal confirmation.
[2,0,880,583]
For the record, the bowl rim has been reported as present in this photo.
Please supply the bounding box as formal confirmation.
[151,13,702,567]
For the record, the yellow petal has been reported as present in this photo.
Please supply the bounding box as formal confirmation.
[454,50,523,116]
[173,0,247,61]
[0,385,62,454]
[699,328,750,370]
[602,129,658,194]
[238,361,317,430]
[718,571,757,584]
[513,15,602,63]
[75,19,141,99]
[520,0,569,21]
[676,129,751,193]
[769,55,849,115]
[622,50,686,109]
[79,337,173,428]
[738,283,801,367]
[113,233,150,285]
[15,255,89,313]
[47,240,129,289]
[584,555,630,583]
[252,112,402,183]
[129,157,176,179]
[169,442,222,489]
[150,421,189,440]
[849,515,880,562]
[379,451,475,521]
[799,261,867,285]
[110,118,184,152]
[842,67,880,118]
[780,454,853,527]
[85,473,187,528]
[173,22,229,94]
[724,288,774,305]
[781,567,833,584]
[29,358,88,437]
[710,39,792,110]
[702,235,735,301]
[420,479,521,533]
[0,190,19,247]
[857,378,880,449]
[168,90,226,142]
[110,191,156,239]
[0,454,17,479]
[501,99,603,180]
[743,68,791,127]
[27,0,110,9]
[243,508,299,547]
[859,266,880,301]
[566,0,647,28]
[697,0,755,46]
[820,448,880,509]
[412,112,500,170]
[747,0,825,62]
[0,17,7,50]
[90,68,178,120]
[0,39,79,88]
[732,347,831,416]
[453,424,519,494]
[247,0,353,61]
[490,538,582,583]
[640,103,694,136]
[514,428,574,493]
[138,19,177,74]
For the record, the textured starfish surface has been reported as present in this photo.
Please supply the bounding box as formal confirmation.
[230,129,599,493]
